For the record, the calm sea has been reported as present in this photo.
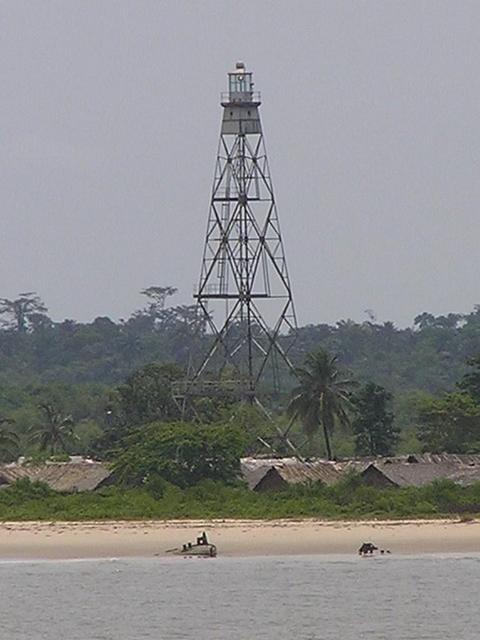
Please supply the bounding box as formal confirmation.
[0,554,478,639]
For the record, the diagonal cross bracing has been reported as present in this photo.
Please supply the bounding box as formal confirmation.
[190,64,297,402]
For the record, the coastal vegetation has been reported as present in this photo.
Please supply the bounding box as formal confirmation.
[111,422,246,488]
[0,289,480,522]
[352,383,399,456]
[1,289,480,462]
[2,291,480,397]
[1,475,480,521]
[287,350,355,459]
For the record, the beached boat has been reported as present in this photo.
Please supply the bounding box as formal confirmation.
[358,542,391,557]
[167,531,217,558]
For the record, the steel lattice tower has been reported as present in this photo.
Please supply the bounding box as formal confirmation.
[190,62,297,403]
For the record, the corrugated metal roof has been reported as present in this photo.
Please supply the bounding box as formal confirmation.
[409,453,480,465]
[241,457,341,489]
[0,461,112,492]
[339,453,480,466]
[333,459,372,474]
[242,465,273,490]
[242,455,480,490]
[446,465,480,487]
[365,462,463,488]
[0,466,31,484]
[274,461,340,486]
[241,456,300,470]
[33,463,112,492]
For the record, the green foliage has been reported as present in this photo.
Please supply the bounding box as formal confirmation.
[214,403,276,452]
[0,292,49,333]
[33,403,76,455]
[458,355,480,403]
[1,475,480,521]
[112,421,247,488]
[0,418,19,462]
[393,390,432,432]
[139,286,178,317]
[417,392,480,453]
[3,288,480,458]
[288,349,356,459]
[73,420,103,455]
[116,363,182,426]
[396,426,422,455]
[0,478,54,505]
[352,383,399,456]
[0,291,479,396]
[0,382,110,457]
[21,452,70,466]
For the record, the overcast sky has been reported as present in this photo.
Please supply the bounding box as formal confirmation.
[2,1,479,327]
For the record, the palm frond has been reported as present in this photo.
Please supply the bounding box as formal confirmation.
[287,348,355,458]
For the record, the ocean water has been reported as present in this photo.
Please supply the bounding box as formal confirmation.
[0,554,479,639]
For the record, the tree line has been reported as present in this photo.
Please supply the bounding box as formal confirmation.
[1,344,479,484]
[0,289,480,478]
[2,289,480,395]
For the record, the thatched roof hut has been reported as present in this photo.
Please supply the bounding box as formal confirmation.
[241,457,341,492]
[0,459,112,493]
[359,461,461,489]
[241,453,480,491]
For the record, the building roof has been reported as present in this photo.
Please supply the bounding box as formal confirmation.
[406,453,480,466]
[0,466,31,485]
[33,462,112,492]
[338,453,480,466]
[0,460,112,492]
[362,462,461,488]
[242,464,274,491]
[242,454,480,490]
[241,457,341,490]
[446,465,480,487]
[274,461,341,486]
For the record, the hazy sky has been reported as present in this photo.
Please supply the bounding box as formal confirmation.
[2,1,480,327]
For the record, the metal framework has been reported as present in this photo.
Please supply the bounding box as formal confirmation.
[189,63,297,404]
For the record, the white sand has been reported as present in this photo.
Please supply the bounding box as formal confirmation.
[0,519,478,559]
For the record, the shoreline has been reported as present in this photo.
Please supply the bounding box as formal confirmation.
[0,518,479,559]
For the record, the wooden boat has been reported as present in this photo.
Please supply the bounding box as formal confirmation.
[167,531,217,558]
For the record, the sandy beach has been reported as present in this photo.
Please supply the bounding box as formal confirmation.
[0,518,478,559]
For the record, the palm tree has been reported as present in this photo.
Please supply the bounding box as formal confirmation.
[34,404,76,455]
[287,350,356,459]
[0,418,19,460]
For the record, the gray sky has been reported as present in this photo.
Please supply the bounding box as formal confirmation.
[2,1,479,327]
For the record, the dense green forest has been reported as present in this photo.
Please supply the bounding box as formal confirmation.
[1,289,480,462]
[2,289,479,392]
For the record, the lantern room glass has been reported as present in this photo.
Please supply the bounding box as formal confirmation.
[228,72,253,99]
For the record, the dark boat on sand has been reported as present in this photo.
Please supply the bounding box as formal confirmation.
[167,532,217,558]
[358,542,391,557]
